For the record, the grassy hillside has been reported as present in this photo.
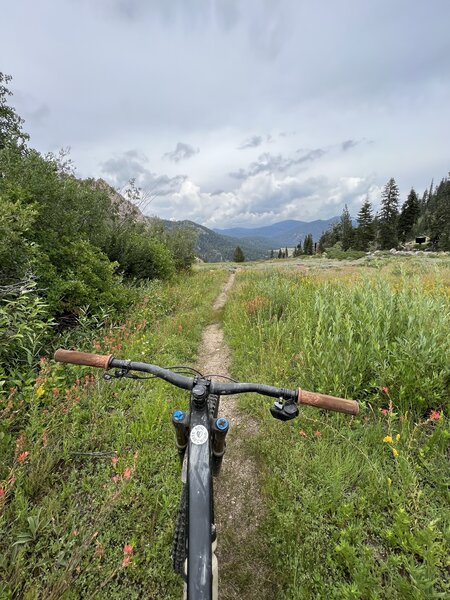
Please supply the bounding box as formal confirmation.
[222,258,449,598]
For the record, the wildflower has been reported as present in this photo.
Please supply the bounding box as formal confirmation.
[72,529,79,536]
[112,475,120,483]
[17,451,29,462]
[383,436,393,444]
[0,488,5,497]
[111,456,118,466]
[123,467,132,479]
[299,430,307,438]
[122,543,133,567]
[381,408,388,416]
[36,385,45,399]
[392,447,399,458]
[430,410,441,421]
[314,431,321,438]
[123,543,133,555]
[396,433,400,441]
[382,386,389,395]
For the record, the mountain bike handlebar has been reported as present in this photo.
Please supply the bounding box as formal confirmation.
[54,349,359,415]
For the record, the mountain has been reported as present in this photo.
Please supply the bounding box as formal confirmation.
[159,219,271,262]
[215,218,340,248]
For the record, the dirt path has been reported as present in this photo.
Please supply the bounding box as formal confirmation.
[196,272,276,600]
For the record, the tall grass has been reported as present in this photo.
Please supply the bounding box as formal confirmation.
[223,261,449,599]
[0,270,227,599]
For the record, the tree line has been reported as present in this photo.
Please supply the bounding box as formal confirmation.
[319,176,450,253]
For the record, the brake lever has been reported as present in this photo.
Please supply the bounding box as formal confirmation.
[270,398,299,421]
[103,369,139,381]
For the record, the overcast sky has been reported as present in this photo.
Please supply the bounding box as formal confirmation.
[2,0,450,227]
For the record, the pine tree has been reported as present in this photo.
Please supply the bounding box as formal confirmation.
[270,249,274,259]
[233,246,245,262]
[398,188,421,242]
[303,234,313,255]
[340,204,354,251]
[378,178,400,249]
[354,197,374,251]
[285,247,289,258]
[277,249,282,259]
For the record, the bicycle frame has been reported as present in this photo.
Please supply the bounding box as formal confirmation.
[186,381,215,599]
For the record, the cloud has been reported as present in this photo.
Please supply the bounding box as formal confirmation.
[238,135,263,149]
[100,150,187,200]
[163,142,199,163]
[230,147,327,178]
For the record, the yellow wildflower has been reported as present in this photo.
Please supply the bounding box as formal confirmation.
[383,435,393,444]
[392,447,399,457]
[396,433,400,441]
[36,385,45,399]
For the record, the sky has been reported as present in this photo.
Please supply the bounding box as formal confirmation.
[2,0,450,228]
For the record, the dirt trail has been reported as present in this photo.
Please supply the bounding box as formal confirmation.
[196,272,276,600]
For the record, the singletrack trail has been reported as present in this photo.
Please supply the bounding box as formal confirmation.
[196,271,276,600]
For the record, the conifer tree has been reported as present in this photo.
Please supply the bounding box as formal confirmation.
[340,204,354,250]
[303,234,313,255]
[354,197,374,251]
[277,249,282,258]
[285,247,289,258]
[270,249,274,259]
[233,246,245,262]
[378,178,400,249]
[398,188,421,242]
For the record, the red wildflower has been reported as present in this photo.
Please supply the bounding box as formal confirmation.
[299,430,308,438]
[111,456,118,466]
[112,475,120,483]
[123,467,132,479]
[17,451,29,462]
[123,543,133,555]
[382,386,389,395]
[314,431,321,437]
[381,408,388,416]
[430,410,441,421]
[122,555,131,567]
[0,488,5,497]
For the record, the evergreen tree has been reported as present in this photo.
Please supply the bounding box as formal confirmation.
[378,177,400,249]
[398,188,421,242]
[303,234,314,255]
[340,204,354,250]
[354,197,374,251]
[426,177,450,250]
[270,249,274,259]
[285,247,289,258]
[277,249,282,259]
[233,246,245,262]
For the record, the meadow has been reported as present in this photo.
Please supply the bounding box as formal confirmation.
[0,270,227,599]
[223,256,449,599]
[1,256,449,599]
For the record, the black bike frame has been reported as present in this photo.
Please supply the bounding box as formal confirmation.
[186,385,214,599]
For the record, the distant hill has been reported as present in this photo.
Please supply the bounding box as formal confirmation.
[158,219,271,262]
[215,218,340,248]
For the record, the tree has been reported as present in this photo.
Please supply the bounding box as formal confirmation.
[398,188,421,242]
[426,177,450,250]
[277,249,283,258]
[354,197,374,251]
[270,249,274,259]
[285,247,289,258]
[233,246,245,262]
[0,72,29,151]
[378,178,400,249]
[303,234,314,255]
[340,204,354,251]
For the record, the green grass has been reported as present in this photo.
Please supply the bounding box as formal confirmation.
[223,260,450,599]
[0,270,227,599]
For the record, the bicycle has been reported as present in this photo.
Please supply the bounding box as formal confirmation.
[54,349,359,600]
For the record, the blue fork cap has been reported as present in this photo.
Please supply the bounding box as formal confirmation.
[216,417,229,431]
[173,410,185,422]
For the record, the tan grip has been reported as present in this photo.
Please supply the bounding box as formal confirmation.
[54,349,112,369]
[298,389,359,415]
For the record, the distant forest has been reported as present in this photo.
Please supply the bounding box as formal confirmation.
[316,177,450,254]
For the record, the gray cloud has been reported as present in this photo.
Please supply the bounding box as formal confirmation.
[230,147,326,179]
[238,135,263,149]
[163,142,199,163]
[101,150,186,201]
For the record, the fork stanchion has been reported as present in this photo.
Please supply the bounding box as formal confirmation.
[212,417,229,476]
